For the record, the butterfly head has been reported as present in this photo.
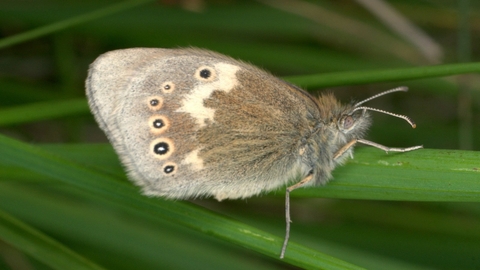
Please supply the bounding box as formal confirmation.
[314,86,416,156]
[336,104,372,140]
[315,92,371,144]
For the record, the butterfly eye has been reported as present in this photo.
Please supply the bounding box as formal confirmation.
[343,115,355,130]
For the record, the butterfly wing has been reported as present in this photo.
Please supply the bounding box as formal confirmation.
[86,48,319,200]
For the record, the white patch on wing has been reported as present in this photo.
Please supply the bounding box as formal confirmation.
[182,149,204,171]
[176,63,240,127]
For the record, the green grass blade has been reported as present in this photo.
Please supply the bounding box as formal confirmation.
[0,99,88,126]
[291,147,480,201]
[286,61,480,88]
[0,208,106,270]
[0,0,156,49]
[0,134,364,269]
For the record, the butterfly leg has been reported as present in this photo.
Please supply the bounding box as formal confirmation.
[356,139,423,153]
[280,173,314,259]
[333,139,358,160]
[333,139,423,160]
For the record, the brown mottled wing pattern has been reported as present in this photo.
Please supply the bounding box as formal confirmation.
[86,48,320,200]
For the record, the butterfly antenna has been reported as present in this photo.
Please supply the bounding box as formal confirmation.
[355,86,408,107]
[353,106,416,128]
[353,86,416,128]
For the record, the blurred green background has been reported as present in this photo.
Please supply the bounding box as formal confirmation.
[0,0,479,269]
